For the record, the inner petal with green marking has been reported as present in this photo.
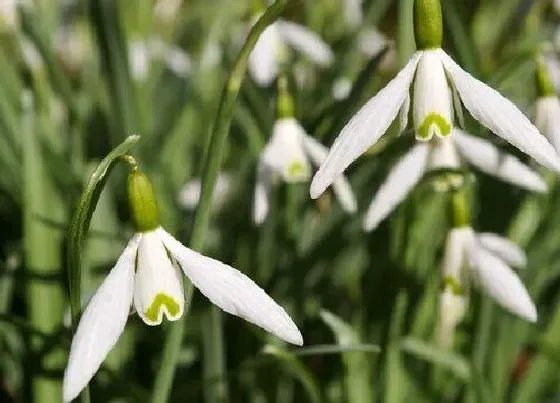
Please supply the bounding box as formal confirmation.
[416,113,452,141]
[144,292,182,323]
[442,276,464,296]
[286,160,309,181]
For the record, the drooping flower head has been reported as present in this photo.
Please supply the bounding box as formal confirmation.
[248,9,334,86]
[310,0,560,201]
[63,164,302,402]
[437,186,536,347]
[254,78,357,224]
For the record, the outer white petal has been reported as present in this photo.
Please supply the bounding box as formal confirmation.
[427,137,461,170]
[441,227,474,279]
[343,0,363,28]
[439,50,560,173]
[134,230,184,326]
[476,233,527,269]
[438,289,467,347]
[399,91,410,135]
[128,40,150,81]
[453,129,547,193]
[276,21,334,66]
[261,118,311,183]
[164,46,192,78]
[158,229,303,345]
[302,135,357,213]
[253,161,272,225]
[534,96,560,155]
[248,23,281,86]
[63,235,139,403]
[364,143,430,231]
[468,242,537,322]
[310,52,422,198]
[358,28,388,58]
[178,173,233,211]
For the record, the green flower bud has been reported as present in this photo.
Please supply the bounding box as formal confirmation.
[535,58,555,98]
[128,170,160,232]
[414,0,443,50]
[277,76,295,119]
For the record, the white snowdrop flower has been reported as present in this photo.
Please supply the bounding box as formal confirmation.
[342,0,363,29]
[55,23,92,72]
[534,58,560,154]
[248,18,334,86]
[128,40,150,81]
[154,0,182,23]
[63,169,302,403]
[200,39,222,69]
[0,0,19,30]
[332,77,353,100]
[254,117,357,225]
[437,227,536,345]
[21,36,44,71]
[363,129,546,232]
[358,28,390,58]
[310,0,560,200]
[178,172,233,211]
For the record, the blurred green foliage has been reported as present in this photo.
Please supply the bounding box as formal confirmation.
[1,0,560,402]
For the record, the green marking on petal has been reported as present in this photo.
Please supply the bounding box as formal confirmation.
[288,161,306,178]
[417,113,451,140]
[144,293,181,323]
[442,276,464,296]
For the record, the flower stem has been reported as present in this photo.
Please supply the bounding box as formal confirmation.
[149,2,301,402]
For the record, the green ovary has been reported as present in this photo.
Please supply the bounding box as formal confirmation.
[144,293,181,322]
[417,113,451,140]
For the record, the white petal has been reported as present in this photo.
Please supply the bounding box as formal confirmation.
[332,77,352,100]
[178,178,201,209]
[469,242,537,322]
[302,135,357,213]
[158,229,303,345]
[438,289,467,347]
[453,129,547,193]
[440,49,560,172]
[358,28,388,57]
[248,23,281,86]
[276,21,334,66]
[534,96,560,155]
[310,52,422,198]
[128,40,150,81]
[441,227,475,279]
[399,91,410,135]
[164,46,192,77]
[261,118,311,183]
[476,233,527,269]
[134,230,184,326]
[427,137,461,170]
[364,143,430,231]
[63,235,139,403]
[253,161,272,225]
[343,0,363,28]
[413,50,453,140]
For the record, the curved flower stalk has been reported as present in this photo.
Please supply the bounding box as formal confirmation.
[363,130,547,232]
[248,17,334,86]
[438,227,535,346]
[63,167,303,402]
[534,57,560,154]
[310,0,560,200]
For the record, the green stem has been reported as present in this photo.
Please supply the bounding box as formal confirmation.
[203,306,227,403]
[149,2,301,402]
